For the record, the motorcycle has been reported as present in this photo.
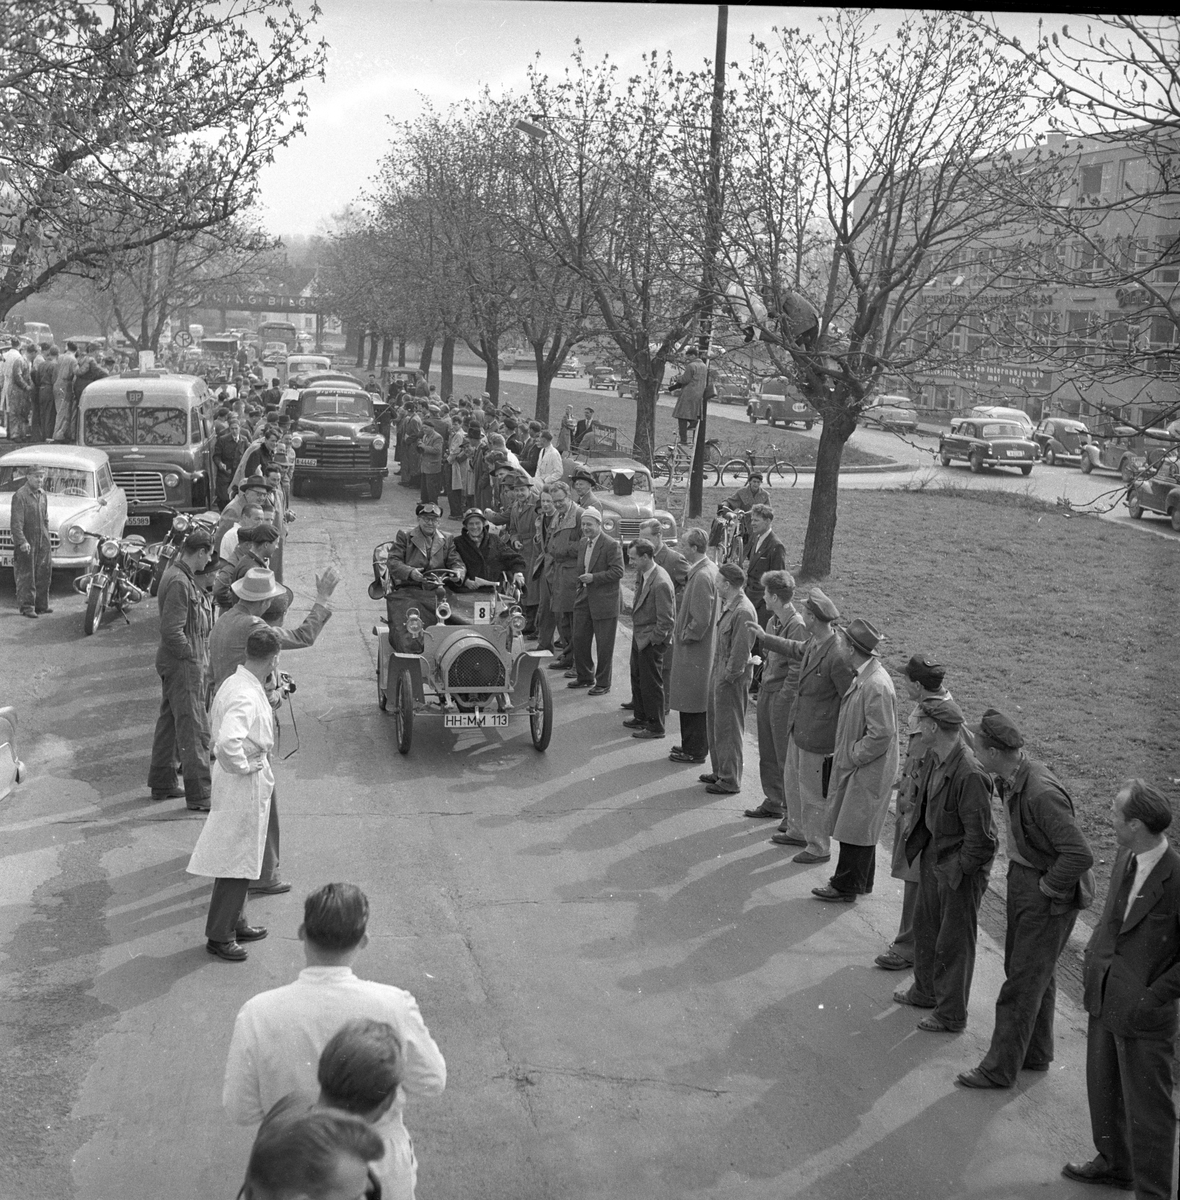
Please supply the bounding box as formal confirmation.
[72,532,154,635]
[146,508,221,597]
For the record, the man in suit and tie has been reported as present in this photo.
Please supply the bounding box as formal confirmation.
[569,508,623,695]
[742,504,787,627]
[1062,779,1180,1197]
[666,529,719,766]
[623,538,675,739]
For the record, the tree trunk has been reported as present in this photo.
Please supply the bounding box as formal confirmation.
[380,333,392,372]
[355,328,365,367]
[397,337,406,367]
[532,341,553,425]
[799,409,857,581]
[418,335,434,375]
[366,331,378,372]
[631,375,659,466]
[440,334,455,400]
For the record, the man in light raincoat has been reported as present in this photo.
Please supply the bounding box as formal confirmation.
[189,625,282,962]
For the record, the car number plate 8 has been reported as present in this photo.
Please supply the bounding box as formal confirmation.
[296,457,317,466]
[125,515,151,525]
[444,712,508,729]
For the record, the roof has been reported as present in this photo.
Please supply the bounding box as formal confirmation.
[80,373,208,401]
[0,443,111,470]
[575,456,650,475]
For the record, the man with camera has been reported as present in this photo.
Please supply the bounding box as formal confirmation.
[207,566,341,898]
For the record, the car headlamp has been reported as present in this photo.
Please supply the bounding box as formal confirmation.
[659,516,674,530]
[66,524,85,545]
[510,607,525,632]
[164,473,180,488]
[405,610,424,638]
[100,540,119,559]
[290,433,303,449]
[375,546,389,565]
[372,436,386,450]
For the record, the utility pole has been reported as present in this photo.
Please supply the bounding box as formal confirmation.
[688,5,728,519]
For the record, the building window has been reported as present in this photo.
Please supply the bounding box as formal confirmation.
[1119,157,1149,197]
[1078,162,1107,199]
[1155,235,1180,283]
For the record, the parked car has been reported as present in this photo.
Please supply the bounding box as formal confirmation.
[287,384,388,499]
[1079,424,1144,481]
[77,371,215,522]
[588,365,620,390]
[968,405,1035,436]
[1127,447,1180,530]
[0,705,24,803]
[564,456,678,545]
[0,445,130,568]
[556,356,582,378]
[748,378,819,429]
[938,419,1037,475]
[279,354,332,388]
[862,394,919,433]
[1032,417,1091,466]
[497,350,518,371]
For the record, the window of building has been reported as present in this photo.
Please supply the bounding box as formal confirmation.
[1119,157,1149,197]
[1078,162,1107,198]
[1155,235,1180,283]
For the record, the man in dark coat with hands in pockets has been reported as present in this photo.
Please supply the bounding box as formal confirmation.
[1062,779,1180,1198]
[624,538,675,739]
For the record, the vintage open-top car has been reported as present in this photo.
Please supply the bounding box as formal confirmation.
[368,550,554,754]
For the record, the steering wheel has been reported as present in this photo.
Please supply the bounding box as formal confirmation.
[418,569,462,587]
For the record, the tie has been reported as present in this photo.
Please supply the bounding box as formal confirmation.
[1110,853,1137,929]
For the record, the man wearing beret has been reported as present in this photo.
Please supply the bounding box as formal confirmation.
[769,588,856,862]
[700,562,760,793]
[1061,779,1180,1197]
[811,618,900,903]
[957,709,1094,1089]
[894,697,996,1032]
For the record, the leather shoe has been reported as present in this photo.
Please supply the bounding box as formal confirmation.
[206,940,248,962]
[705,783,738,794]
[770,832,806,845]
[567,680,592,689]
[20,609,37,618]
[699,773,718,783]
[563,669,577,678]
[150,786,186,801]
[791,850,830,863]
[248,879,293,895]
[547,659,571,671]
[622,718,647,729]
[1022,1061,1051,1072]
[588,686,611,696]
[1060,1158,1133,1190]
[743,804,783,819]
[186,803,211,813]
[234,924,268,942]
[955,1068,1007,1090]
[669,751,707,764]
[36,607,53,614]
[811,885,855,903]
[620,701,634,710]
[874,951,913,971]
[632,729,665,739]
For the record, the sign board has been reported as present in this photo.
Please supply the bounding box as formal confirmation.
[472,600,493,624]
[204,291,326,315]
[173,330,193,347]
[138,350,155,371]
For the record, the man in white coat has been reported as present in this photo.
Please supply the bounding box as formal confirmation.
[189,625,282,961]
[811,618,900,904]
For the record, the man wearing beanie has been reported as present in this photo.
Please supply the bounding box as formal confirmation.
[893,696,996,1033]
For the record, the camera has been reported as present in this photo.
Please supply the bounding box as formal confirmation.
[277,671,296,698]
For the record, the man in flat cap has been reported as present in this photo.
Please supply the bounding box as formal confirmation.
[812,618,900,903]
[701,562,761,793]
[893,697,996,1032]
[769,588,855,862]
[956,709,1094,1088]
[874,655,957,971]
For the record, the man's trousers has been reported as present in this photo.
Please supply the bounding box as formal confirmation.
[629,641,666,733]
[755,683,792,814]
[13,541,52,613]
[205,879,250,943]
[778,737,831,856]
[147,657,212,804]
[706,674,749,792]
[572,606,616,689]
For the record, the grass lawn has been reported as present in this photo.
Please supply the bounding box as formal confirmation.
[459,373,891,469]
[668,484,1179,902]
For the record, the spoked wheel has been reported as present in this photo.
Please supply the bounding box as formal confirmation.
[768,460,798,487]
[717,459,751,489]
[529,668,553,751]
[394,671,413,754]
[83,577,110,636]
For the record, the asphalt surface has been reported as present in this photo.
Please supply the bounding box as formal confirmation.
[0,468,1112,1200]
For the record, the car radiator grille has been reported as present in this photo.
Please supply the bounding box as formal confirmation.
[447,646,506,690]
[0,529,61,551]
[112,470,167,504]
[616,519,645,539]
[308,444,370,470]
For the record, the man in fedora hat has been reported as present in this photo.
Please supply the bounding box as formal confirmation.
[207,565,340,897]
[811,617,900,904]
[770,588,855,863]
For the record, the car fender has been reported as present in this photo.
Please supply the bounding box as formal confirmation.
[1080,444,1098,466]
[511,649,554,692]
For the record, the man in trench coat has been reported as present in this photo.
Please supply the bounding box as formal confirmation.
[668,348,708,445]
[811,618,900,903]
[543,481,584,671]
[666,528,719,765]
[188,626,282,962]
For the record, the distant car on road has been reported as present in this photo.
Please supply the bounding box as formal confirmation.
[862,394,919,433]
[938,419,1037,475]
[748,378,819,429]
[498,350,519,371]
[0,705,24,803]
[1079,424,1143,481]
[588,365,620,390]
[1032,417,1090,466]
[0,445,130,568]
[968,405,1035,436]
[556,356,582,378]
[1127,446,1180,530]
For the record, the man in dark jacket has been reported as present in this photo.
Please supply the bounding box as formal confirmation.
[147,528,215,810]
[894,696,996,1033]
[742,504,787,626]
[214,415,249,508]
[568,507,624,695]
[9,464,53,617]
[624,539,675,739]
[1062,779,1180,1197]
[957,709,1094,1089]
[453,509,525,589]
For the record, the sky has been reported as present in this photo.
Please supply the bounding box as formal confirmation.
[255,2,1056,239]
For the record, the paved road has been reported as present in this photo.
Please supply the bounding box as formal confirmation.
[1,477,1103,1199]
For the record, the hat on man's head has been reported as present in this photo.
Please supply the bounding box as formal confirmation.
[747,471,764,482]
[415,502,443,518]
[581,507,603,524]
[462,507,487,525]
[231,567,286,603]
[718,562,746,586]
[976,708,1024,750]
[182,527,214,552]
[571,469,595,485]
[844,617,882,656]
[805,588,840,622]
[904,653,945,691]
[242,475,268,491]
[918,695,965,729]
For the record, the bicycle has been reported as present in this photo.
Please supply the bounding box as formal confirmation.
[715,444,798,489]
[652,437,722,487]
[706,506,746,566]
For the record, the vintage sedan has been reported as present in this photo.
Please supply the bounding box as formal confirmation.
[587,365,620,390]
[0,445,129,569]
[1079,424,1144,481]
[1032,417,1090,466]
[556,355,583,378]
[862,394,920,433]
[287,385,388,499]
[938,420,1037,475]
[0,705,24,803]
[565,456,678,545]
[1127,446,1180,530]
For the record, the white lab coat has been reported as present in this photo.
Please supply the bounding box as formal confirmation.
[187,666,275,880]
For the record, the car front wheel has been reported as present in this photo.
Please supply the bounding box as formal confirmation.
[1044,448,1056,466]
[1171,505,1180,533]
[939,451,952,466]
[394,671,414,754]
[1127,492,1144,519]
[969,451,984,474]
[529,668,553,751]
[1080,455,1093,474]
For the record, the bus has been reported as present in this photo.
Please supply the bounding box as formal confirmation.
[257,321,298,353]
